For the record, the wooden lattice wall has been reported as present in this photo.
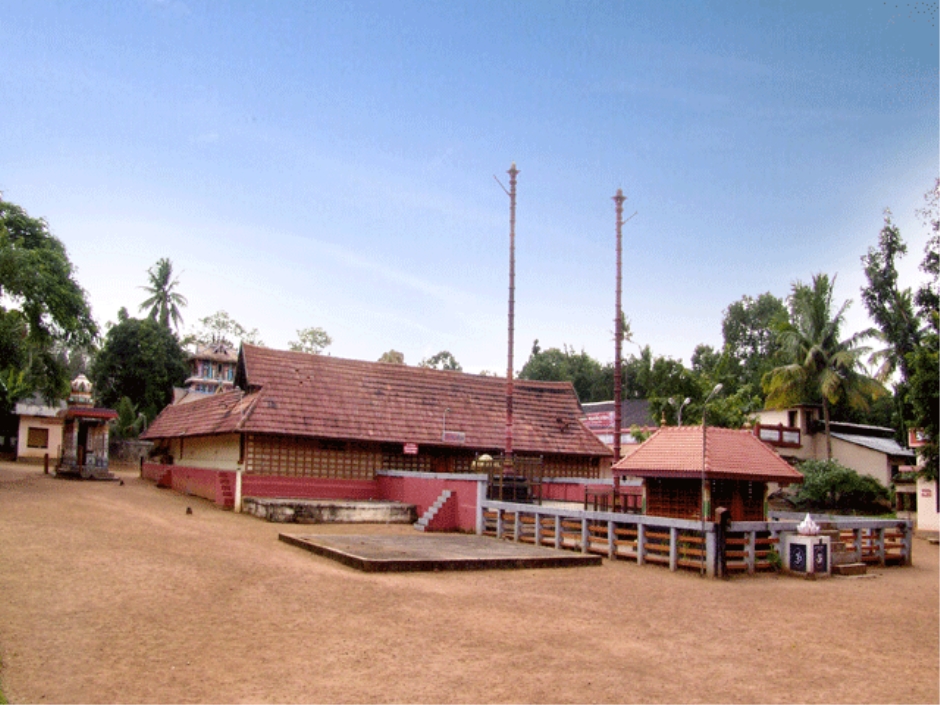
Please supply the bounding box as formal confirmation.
[245,434,381,480]
[646,478,702,521]
[244,433,604,481]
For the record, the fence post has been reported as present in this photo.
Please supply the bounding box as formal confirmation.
[580,518,589,554]
[669,527,678,572]
[853,528,863,563]
[637,523,646,566]
[496,509,504,540]
[902,523,913,566]
[554,515,562,550]
[705,529,716,578]
[747,531,757,575]
[608,520,616,559]
[877,527,886,566]
[534,511,542,546]
[44,453,49,475]
[513,511,521,543]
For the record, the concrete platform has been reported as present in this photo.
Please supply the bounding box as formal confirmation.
[244,498,417,524]
[279,533,603,572]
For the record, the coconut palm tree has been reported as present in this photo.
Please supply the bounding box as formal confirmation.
[139,258,187,332]
[762,274,885,459]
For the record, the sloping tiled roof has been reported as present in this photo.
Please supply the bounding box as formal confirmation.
[613,426,803,483]
[144,345,612,457]
[831,432,915,459]
[143,391,255,438]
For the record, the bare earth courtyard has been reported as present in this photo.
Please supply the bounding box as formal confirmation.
[0,462,937,704]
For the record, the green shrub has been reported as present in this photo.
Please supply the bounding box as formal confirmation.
[794,459,891,514]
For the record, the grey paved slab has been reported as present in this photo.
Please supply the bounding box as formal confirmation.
[279,532,602,572]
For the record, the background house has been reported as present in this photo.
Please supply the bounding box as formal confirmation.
[14,394,66,463]
[173,340,239,404]
[755,405,914,487]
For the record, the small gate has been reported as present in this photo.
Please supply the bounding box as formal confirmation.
[474,455,544,504]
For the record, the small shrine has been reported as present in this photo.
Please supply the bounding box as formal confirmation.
[56,374,118,480]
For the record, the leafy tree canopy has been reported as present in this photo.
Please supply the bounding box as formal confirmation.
[288,327,332,355]
[861,210,922,383]
[90,311,189,421]
[185,310,264,348]
[419,350,462,371]
[519,340,607,403]
[0,196,97,404]
[793,459,890,514]
[377,349,405,364]
[721,292,787,390]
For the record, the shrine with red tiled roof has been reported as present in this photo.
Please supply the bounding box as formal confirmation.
[141,345,612,524]
[613,426,803,522]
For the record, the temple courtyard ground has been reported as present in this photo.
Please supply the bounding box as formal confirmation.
[0,461,937,704]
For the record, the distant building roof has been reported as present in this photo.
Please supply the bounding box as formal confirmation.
[830,432,916,459]
[144,345,613,458]
[190,340,239,364]
[613,426,804,484]
[14,394,67,418]
[581,400,655,429]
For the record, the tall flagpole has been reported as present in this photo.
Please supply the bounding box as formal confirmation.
[505,163,519,476]
[612,189,626,495]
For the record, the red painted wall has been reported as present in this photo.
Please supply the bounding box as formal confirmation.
[377,473,483,532]
[142,463,234,507]
[141,465,485,532]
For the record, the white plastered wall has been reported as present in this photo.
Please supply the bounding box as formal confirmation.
[173,434,241,470]
[915,479,939,532]
[16,416,64,461]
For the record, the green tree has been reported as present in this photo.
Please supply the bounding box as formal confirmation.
[0,196,97,402]
[419,350,462,371]
[186,310,264,348]
[794,459,890,514]
[139,258,187,331]
[113,396,147,440]
[721,292,787,390]
[90,310,189,421]
[518,340,606,402]
[288,327,332,355]
[908,179,939,480]
[861,210,923,383]
[377,349,405,364]
[763,274,885,459]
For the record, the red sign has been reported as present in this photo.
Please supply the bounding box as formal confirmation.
[403,443,418,455]
[583,411,614,431]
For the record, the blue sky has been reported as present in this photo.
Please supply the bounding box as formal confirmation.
[2,0,937,374]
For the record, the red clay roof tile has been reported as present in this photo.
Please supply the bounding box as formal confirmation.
[613,426,803,483]
[144,346,612,458]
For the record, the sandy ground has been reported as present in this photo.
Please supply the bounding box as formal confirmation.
[0,461,937,705]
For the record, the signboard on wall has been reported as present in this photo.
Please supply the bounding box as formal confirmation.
[441,431,466,444]
[403,443,418,455]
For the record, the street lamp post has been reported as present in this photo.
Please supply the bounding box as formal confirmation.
[668,396,691,426]
[701,383,723,575]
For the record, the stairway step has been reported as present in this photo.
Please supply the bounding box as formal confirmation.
[834,562,867,576]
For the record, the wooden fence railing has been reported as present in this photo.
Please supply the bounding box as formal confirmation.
[478,502,914,578]
[480,499,718,576]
